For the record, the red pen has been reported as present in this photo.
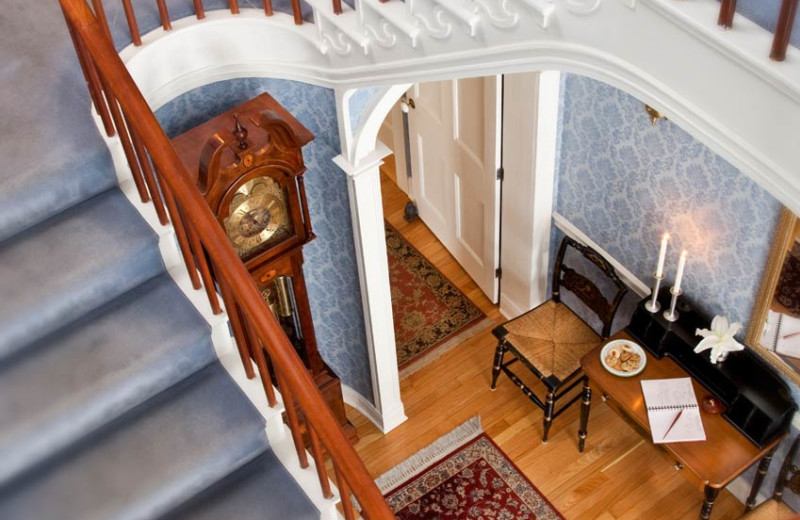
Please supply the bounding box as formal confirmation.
[662,409,684,441]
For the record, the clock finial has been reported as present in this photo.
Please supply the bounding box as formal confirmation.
[232,113,248,150]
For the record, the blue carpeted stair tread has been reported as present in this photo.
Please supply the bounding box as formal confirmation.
[0,2,117,243]
[0,363,268,520]
[1,1,316,518]
[0,188,163,361]
[0,274,215,488]
[164,451,319,520]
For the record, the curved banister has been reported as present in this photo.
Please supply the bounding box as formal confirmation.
[58,0,393,517]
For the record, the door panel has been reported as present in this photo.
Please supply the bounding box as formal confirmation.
[407,76,502,303]
[416,134,448,226]
[455,78,485,161]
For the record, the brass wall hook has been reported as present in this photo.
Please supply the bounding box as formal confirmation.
[645,104,667,125]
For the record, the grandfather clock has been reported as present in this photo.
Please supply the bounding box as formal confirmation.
[171,93,357,443]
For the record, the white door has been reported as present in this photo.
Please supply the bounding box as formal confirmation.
[407,76,502,302]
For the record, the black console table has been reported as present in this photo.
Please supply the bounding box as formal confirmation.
[627,289,796,449]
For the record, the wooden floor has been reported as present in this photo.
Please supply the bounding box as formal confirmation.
[345,160,745,519]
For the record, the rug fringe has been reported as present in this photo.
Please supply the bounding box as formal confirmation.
[375,416,483,493]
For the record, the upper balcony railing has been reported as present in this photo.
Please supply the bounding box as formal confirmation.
[718,0,798,61]
[104,0,795,62]
[58,0,394,518]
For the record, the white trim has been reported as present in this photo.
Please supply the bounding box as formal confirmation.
[335,87,355,161]
[552,212,650,296]
[333,149,408,434]
[120,2,800,220]
[499,293,526,320]
[351,85,412,165]
[499,71,559,318]
[530,71,560,305]
[341,384,403,434]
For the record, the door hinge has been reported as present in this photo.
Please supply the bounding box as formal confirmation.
[496,167,504,181]
[495,267,502,278]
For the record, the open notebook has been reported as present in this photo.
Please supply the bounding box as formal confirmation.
[641,378,706,444]
[763,310,800,359]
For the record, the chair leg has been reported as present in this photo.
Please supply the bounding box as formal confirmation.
[490,340,506,390]
[542,390,556,443]
[578,378,591,452]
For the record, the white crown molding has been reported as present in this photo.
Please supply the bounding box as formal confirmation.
[566,0,603,16]
[122,2,800,221]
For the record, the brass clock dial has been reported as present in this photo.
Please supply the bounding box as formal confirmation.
[224,176,291,258]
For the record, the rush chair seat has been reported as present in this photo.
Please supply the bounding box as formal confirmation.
[490,236,628,448]
[739,437,800,520]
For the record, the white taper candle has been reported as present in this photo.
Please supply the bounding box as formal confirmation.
[656,232,670,277]
[674,250,688,292]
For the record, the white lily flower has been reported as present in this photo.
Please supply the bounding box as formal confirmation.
[694,315,744,364]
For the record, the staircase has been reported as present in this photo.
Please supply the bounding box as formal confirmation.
[0,1,319,518]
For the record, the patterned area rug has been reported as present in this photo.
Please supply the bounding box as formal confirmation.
[378,417,564,520]
[385,222,489,374]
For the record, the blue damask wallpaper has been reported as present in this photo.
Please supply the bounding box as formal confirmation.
[155,78,374,400]
[554,73,782,333]
[553,72,794,503]
[348,87,379,133]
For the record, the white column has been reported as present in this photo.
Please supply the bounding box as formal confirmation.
[333,148,407,433]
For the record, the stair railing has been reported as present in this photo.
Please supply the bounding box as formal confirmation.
[106,0,349,45]
[59,0,394,518]
[717,0,797,61]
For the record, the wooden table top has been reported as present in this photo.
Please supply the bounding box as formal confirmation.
[582,333,784,489]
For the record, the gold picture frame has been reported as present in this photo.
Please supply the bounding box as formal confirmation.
[746,206,800,386]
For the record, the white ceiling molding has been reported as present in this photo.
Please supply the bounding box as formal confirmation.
[566,0,603,16]
[121,2,800,218]
[473,0,520,29]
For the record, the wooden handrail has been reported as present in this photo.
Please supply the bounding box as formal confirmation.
[58,0,393,516]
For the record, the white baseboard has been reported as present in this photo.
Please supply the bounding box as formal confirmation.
[726,475,756,508]
[342,384,407,434]
[499,293,526,320]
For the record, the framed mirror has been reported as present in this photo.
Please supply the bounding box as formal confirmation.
[747,207,800,386]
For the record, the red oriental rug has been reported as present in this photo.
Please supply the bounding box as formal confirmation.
[378,417,564,520]
[385,222,490,375]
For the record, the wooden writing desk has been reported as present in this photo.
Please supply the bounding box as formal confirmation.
[580,335,784,520]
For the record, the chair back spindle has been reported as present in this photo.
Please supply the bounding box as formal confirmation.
[552,237,627,339]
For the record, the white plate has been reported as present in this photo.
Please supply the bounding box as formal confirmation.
[600,340,647,377]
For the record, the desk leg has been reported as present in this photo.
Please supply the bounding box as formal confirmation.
[745,446,777,511]
[700,485,720,520]
[578,378,591,452]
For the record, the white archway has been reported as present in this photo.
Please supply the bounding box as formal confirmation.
[116,4,800,432]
